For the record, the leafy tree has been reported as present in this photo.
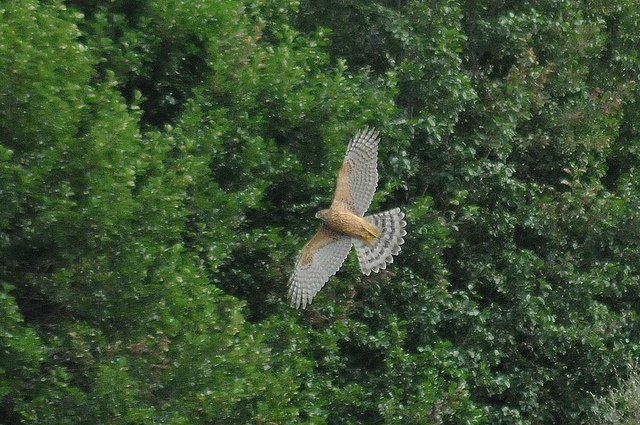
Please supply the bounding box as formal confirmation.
[4,0,640,424]
[296,0,640,423]
[1,0,310,423]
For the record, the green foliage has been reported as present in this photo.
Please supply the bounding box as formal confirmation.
[3,0,640,423]
[591,367,640,425]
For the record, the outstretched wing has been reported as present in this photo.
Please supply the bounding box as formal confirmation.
[288,226,352,309]
[331,127,380,216]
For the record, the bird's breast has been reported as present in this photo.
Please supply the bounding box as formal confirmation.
[319,209,380,244]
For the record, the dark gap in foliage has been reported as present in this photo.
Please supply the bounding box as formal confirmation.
[14,285,71,328]
[513,225,547,256]
[215,248,277,322]
[295,0,393,73]
[133,38,209,127]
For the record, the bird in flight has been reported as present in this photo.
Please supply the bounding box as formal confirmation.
[288,128,407,309]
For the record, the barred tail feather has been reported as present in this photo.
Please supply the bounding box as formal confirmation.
[354,208,407,275]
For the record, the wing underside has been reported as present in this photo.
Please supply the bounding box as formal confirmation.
[331,127,380,216]
[288,226,352,309]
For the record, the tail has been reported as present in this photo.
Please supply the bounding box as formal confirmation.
[353,208,407,275]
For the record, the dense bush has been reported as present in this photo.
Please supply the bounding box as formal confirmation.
[2,0,640,423]
[591,367,640,425]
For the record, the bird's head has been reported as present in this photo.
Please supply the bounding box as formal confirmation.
[315,209,330,221]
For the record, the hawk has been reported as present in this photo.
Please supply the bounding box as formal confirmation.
[288,127,407,309]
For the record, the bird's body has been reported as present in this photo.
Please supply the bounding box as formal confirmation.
[316,209,380,244]
[288,128,407,309]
